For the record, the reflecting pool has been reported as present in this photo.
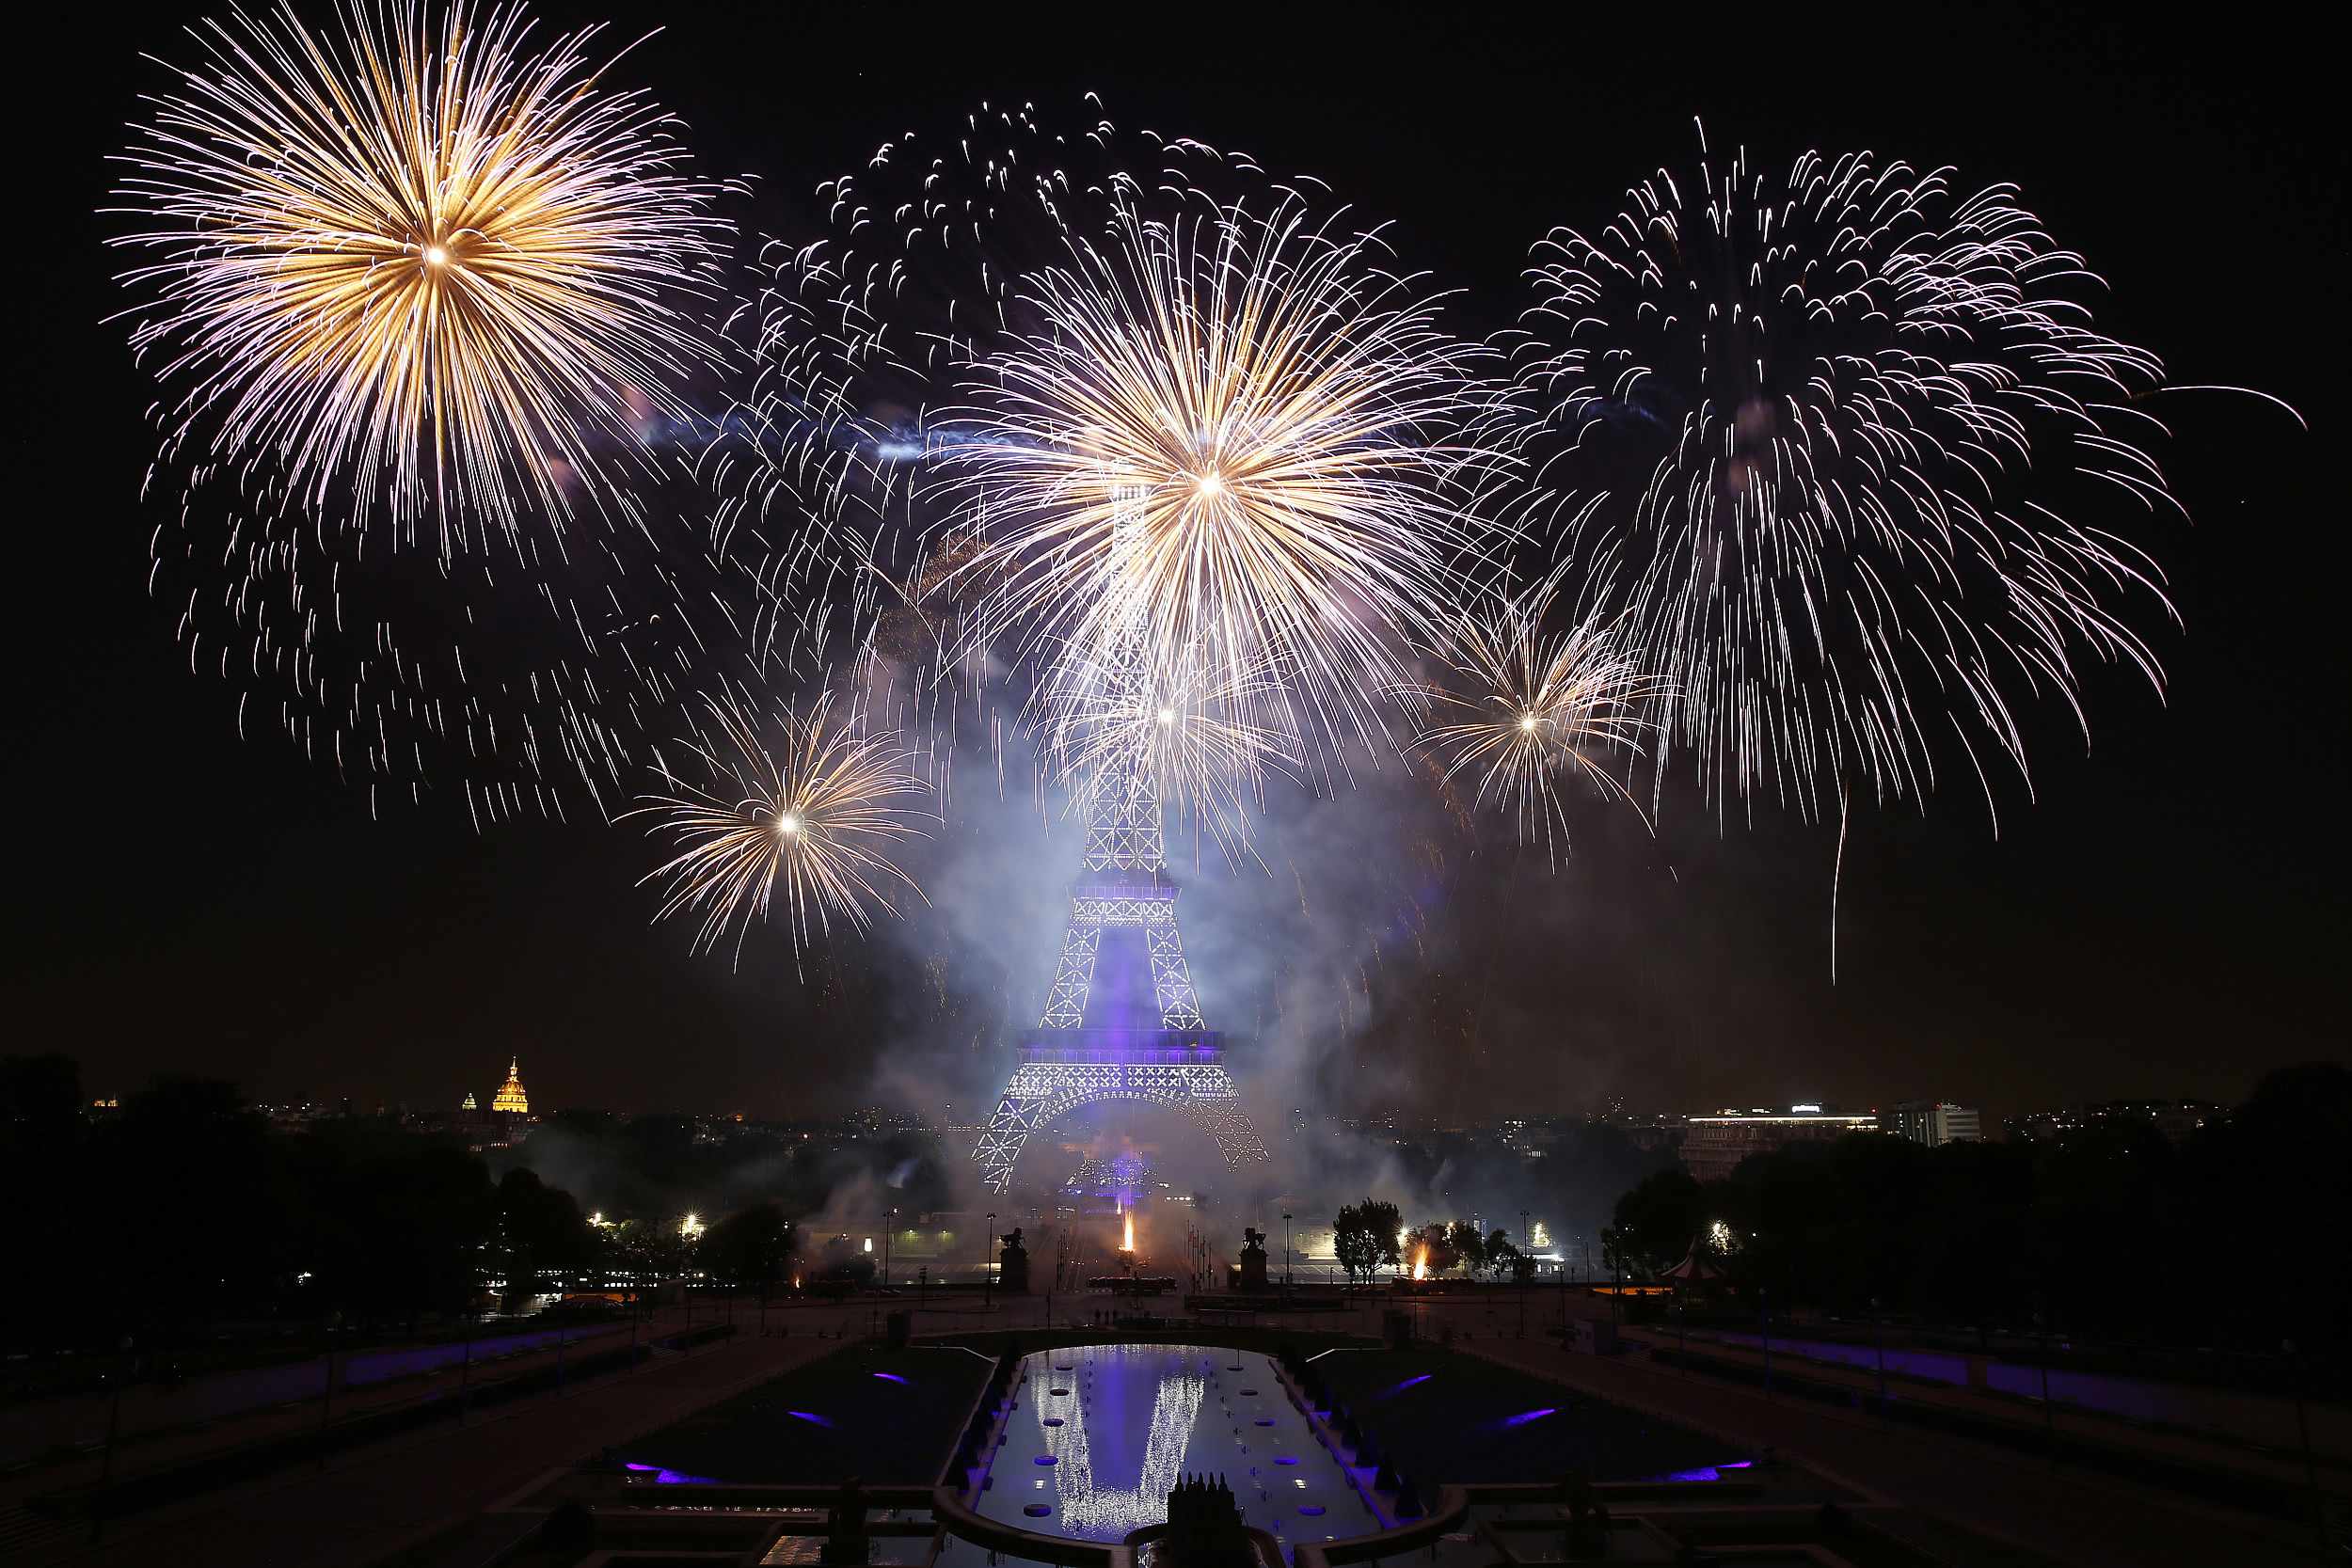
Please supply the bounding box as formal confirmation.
[972,1344,1380,1544]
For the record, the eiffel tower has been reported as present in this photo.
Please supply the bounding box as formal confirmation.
[972,500,1271,1196]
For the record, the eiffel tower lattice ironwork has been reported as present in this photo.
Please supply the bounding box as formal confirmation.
[972,497,1271,1196]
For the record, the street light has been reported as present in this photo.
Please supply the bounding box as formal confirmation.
[883,1207,896,1287]
[1281,1211,1293,1288]
[1870,1295,1887,1408]
[985,1212,996,1307]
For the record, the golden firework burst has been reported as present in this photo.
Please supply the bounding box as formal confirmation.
[1413,571,1666,863]
[938,188,1503,780]
[634,691,929,965]
[110,0,730,550]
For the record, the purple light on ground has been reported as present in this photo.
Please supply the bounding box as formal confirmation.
[1025,1504,1053,1517]
[625,1463,658,1472]
[1661,1465,1721,1482]
[655,1468,717,1484]
[872,1371,910,1385]
[1034,1454,1058,1465]
[1382,1373,1433,1397]
[1298,1505,1326,1516]
[1502,1407,1559,1427]
[787,1410,834,1428]
[1255,1418,1276,1427]
[1275,1455,1299,1465]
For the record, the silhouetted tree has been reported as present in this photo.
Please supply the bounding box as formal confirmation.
[1332,1198,1403,1284]
[495,1168,593,1307]
[1609,1168,1706,1275]
[704,1203,796,1299]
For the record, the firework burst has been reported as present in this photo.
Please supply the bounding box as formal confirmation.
[1412,572,1664,863]
[634,692,929,965]
[1506,131,2177,822]
[111,0,730,552]
[936,186,1505,784]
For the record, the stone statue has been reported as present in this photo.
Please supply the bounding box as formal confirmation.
[997,1227,1031,1294]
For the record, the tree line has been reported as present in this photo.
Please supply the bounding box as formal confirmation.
[1603,1062,2348,1354]
[0,1058,873,1359]
[1328,1198,1536,1284]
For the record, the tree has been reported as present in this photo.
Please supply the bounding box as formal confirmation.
[1609,1168,1705,1276]
[1331,1199,1402,1286]
[495,1168,592,1307]
[1483,1228,1525,1281]
[1410,1222,1460,1276]
[1445,1219,1487,1276]
[704,1204,795,1300]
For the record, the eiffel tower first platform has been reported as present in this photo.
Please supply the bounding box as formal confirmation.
[971,731,1272,1196]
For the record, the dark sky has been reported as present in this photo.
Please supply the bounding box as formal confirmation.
[11,4,2344,1129]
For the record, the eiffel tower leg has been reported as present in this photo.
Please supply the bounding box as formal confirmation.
[974,1088,1050,1195]
[1184,1097,1271,1170]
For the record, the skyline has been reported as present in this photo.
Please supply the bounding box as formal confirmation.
[9,3,2344,1130]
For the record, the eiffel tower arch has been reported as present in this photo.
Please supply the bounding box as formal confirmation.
[974,505,1272,1195]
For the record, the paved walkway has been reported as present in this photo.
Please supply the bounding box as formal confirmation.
[4,1303,912,1568]
[0,1314,687,1485]
[1455,1330,2331,1566]
[1620,1321,2342,1492]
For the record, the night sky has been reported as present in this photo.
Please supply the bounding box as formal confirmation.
[11,4,2344,1129]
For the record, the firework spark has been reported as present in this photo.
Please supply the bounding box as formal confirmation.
[111,0,730,551]
[936,187,1504,784]
[1507,131,2177,822]
[1412,571,1664,863]
[1038,630,1300,857]
[634,692,929,965]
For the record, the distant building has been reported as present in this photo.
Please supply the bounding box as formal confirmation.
[460,1091,477,1112]
[490,1057,530,1114]
[1890,1101,1983,1148]
[2004,1099,2221,1145]
[1678,1105,1881,1181]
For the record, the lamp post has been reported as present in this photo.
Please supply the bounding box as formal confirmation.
[2286,1339,2325,1549]
[1870,1296,1887,1409]
[318,1310,342,1468]
[460,1297,476,1416]
[2033,1306,2057,1465]
[883,1208,896,1288]
[1281,1211,1293,1289]
[92,1335,131,1544]
[984,1212,996,1307]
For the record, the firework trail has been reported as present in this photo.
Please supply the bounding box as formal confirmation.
[633,689,930,967]
[1410,568,1665,864]
[1504,128,2179,824]
[111,0,752,824]
[111,0,731,549]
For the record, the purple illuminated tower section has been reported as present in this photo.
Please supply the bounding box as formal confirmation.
[973,504,1271,1194]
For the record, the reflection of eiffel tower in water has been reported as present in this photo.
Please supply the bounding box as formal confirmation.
[973,497,1272,1196]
